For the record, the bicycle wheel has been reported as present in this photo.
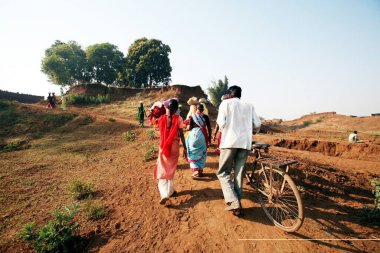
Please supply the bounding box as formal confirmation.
[257,167,304,232]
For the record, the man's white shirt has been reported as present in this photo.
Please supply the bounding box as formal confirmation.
[216,98,261,150]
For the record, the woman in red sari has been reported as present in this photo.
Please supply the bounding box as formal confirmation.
[154,99,187,205]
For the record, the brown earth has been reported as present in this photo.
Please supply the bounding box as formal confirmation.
[0,86,379,253]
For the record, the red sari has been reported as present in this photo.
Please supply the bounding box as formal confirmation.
[154,114,183,180]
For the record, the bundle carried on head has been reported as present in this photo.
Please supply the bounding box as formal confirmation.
[199,98,207,104]
[187,97,198,105]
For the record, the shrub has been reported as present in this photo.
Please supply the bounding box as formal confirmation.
[67,94,110,105]
[2,141,21,152]
[302,121,311,127]
[372,180,380,209]
[123,131,136,141]
[68,179,94,200]
[358,180,380,225]
[0,99,10,109]
[146,129,156,139]
[18,202,81,253]
[83,199,105,220]
[144,146,158,161]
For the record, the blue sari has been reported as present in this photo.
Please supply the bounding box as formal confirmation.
[186,114,207,171]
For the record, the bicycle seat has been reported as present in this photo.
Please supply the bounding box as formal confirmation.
[251,142,270,149]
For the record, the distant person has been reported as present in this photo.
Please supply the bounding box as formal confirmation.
[51,92,56,108]
[198,98,209,116]
[185,103,212,179]
[348,130,364,143]
[216,85,261,216]
[154,99,187,205]
[47,92,53,108]
[176,104,182,117]
[137,101,147,127]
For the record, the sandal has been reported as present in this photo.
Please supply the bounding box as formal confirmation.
[191,171,201,179]
[159,197,169,205]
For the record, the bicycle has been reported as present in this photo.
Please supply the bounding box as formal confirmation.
[245,142,304,232]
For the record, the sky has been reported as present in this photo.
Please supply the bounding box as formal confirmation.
[0,0,379,120]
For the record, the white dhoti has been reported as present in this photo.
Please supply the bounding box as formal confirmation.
[158,179,174,200]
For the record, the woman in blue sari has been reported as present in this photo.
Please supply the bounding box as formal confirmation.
[186,104,212,179]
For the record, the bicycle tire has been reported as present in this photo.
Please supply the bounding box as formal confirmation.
[257,167,304,232]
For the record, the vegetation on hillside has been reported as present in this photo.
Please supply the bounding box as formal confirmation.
[208,76,229,108]
[41,38,172,89]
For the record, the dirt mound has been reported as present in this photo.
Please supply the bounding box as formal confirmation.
[271,138,380,161]
[67,84,217,121]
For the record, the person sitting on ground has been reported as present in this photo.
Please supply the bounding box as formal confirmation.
[154,99,187,205]
[348,130,364,143]
[185,103,212,179]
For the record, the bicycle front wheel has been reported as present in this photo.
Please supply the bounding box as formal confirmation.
[257,167,304,232]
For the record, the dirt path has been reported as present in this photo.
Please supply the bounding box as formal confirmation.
[1,104,379,253]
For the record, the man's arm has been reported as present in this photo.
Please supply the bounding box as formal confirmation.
[252,105,261,134]
[216,101,227,131]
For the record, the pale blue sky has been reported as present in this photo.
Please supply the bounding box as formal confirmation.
[0,0,379,119]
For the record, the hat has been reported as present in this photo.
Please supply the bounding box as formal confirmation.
[199,98,207,104]
[187,97,198,105]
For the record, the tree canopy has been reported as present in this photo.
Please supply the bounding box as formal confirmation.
[86,43,124,85]
[208,76,229,108]
[41,40,88,86]
[125,38,172,88]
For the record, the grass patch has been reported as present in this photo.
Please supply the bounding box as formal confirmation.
[83,199,105,220]
[146,129,157,139]
[18,202,81,253]
[123,131,136,141]
[302,121,311,127]
[144,145,158,161]
[67,179,94,200]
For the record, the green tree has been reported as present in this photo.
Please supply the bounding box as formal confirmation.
[208,76,229,108]
[126,38,172,88]
[86,43,125,85]
[41,40,88,86]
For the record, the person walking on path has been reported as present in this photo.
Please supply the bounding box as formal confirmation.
[216,85,261,216]
[154,99,187,205]
[137,101,147,127]
[185,103,212,179]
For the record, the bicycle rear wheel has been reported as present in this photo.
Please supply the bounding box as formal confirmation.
[257,167,304,232]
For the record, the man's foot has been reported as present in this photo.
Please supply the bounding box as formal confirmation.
[159,197,169,205]
[225,200,241,211]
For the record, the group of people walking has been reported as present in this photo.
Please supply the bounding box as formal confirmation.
[148,85,261,216]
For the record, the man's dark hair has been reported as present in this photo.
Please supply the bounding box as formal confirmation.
[168,99,179,114]
[228,85,242,98]
[354,130,358,134]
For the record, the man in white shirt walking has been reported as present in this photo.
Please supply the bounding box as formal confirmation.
[216,86,261,216]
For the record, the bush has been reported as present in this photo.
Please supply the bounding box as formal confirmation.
[144,146,158,161]
[372,180,380,209]
[68,179,94,200]
[302,121,311,127]
[146,129,156,139]
[2,141,21,152]
[83,199,105,220]
[67,94,110,105]
[0,99,10,109]
[123,131,136,141]
[359,180,380,225]
[18,202,81,253]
